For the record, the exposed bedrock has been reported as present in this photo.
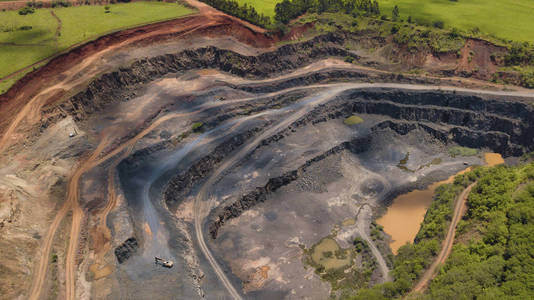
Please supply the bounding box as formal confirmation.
[299,89,534,156]
[190,91,533,237]
[154,86,534,236]
[114,237,139,264]
[41,33,355,125]
[208,136,372,239]
[162,126,265,210]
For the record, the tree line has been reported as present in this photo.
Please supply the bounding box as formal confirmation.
[199,0,381,28]
[275,0,380,24]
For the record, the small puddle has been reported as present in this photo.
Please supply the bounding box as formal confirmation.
[377,153,503,254]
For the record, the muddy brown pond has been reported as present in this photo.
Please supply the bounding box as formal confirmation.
[377,153,504,254]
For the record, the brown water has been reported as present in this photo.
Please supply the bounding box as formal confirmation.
[484,153,505,166]
[377,153,503,254]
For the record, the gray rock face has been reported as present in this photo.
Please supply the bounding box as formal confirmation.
[114,237,139,264]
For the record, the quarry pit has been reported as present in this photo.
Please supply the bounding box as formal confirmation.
[0,17,533,300]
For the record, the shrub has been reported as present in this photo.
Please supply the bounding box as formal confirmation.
[449,27,460,38]
[18,7,35,15]
[392,5,399,21]
[191,122,204,132]
[505,42,534,66]
[344,115,364,125]
[448,146,478,157]
[433,20,444,29]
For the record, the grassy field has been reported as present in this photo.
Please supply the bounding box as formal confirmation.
[0,2,195,93]
[235,0,281,17]
[379,0,534,43]
[235,0,533,43]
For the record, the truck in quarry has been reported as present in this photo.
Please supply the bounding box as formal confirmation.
[155,256,174,268]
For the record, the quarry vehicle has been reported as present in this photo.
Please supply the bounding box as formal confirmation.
[155,256,174,268]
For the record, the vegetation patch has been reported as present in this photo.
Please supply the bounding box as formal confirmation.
[427,164,534,298]
[343,115,364,125]
[303,235,377,297]
[235,0,281,17]
[191,122,204,132]
[396,152,414,172]
[199,0,271,27]
[378,0,534,43]
[311,238,351,270]
[448,146,478,157]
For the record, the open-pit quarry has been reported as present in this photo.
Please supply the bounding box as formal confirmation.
[0,7,533,300]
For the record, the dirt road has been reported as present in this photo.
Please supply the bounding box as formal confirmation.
[28,136,111,300]
[411,182,476,293]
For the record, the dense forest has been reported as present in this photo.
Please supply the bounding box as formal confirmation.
[350,162,534,299]
[426,164,534,299]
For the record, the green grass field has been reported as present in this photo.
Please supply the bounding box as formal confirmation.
[235,0,281,17]
[0,2,194,92]
[379,0,534,43]
[237,0,533,43]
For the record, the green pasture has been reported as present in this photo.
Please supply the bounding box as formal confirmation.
[235,0,534,43]
[0,2,194,93]
[379,0,534,43]
[235,0,281,17]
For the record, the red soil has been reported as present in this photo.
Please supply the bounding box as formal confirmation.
[0,10,276,143]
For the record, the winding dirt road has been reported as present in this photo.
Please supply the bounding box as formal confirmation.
[0,11,529,297]
[411,182,476,293]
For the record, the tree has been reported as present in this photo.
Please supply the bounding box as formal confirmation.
[392,5,399,21]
